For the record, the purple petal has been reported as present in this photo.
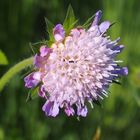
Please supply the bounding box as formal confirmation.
[99,21,110,33]
[53,24,65,42]
[42,101,59,117]
[40,46,52,57]
[91,10,102,26]
[38,85,46,98]
[112,45,124,52]
[34,54,43,68]
[50,102,59,117]
[113,67,128,76]
[65,106,75,116]
[70,29,80,38]
[24,72,40,88]
[33,72,41,81]
[34,47,52,68]
[34,54,50,69]
[119,67,128,75]
[110,45,124,58]
[42,101,53,114]
[77,105,88,117]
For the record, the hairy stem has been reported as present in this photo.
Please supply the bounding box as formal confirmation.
[0,57,33,92]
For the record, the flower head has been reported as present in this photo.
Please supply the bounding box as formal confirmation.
[24,10,128,117]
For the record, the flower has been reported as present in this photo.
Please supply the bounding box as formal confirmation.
[24,10,128,117]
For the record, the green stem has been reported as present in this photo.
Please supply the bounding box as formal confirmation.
[0,57,34,92]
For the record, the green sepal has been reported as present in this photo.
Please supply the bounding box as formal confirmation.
[63,5,79,35]
[26,86,39,102]
[93,99,101,107]
[46,40,54,47]
[112,80,121,85]
[29,39,48,54]
[110,22,117,28]
[82,14,95,29]
[76,116,80,121]
[30,39,52,49]
[29,39,51,55]
[45,18,55,44]
[30,40,47,48]
[0,50,8,65]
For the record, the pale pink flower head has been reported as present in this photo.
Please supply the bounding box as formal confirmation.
[24,10,128,117]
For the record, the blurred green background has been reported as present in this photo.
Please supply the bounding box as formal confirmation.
[0,0,140,140]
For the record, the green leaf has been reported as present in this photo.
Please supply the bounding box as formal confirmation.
[45,18,54,43]
[26,87,39,102]
[82,14,95,29]
[0,50,8,65]
[63,5,78,34]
